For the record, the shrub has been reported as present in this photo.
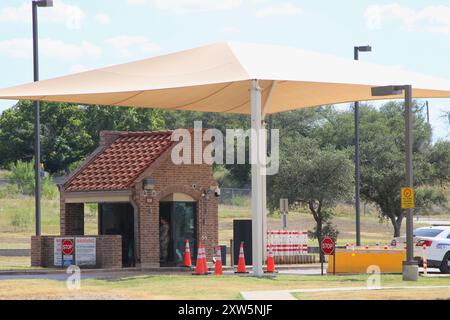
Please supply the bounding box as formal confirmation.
[10,210,32,231]
[231,195,250,207]
[6,160,58,199]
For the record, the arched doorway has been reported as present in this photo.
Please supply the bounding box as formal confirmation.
[159,193,197,267]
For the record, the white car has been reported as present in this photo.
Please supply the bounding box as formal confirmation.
[413,226,450,274]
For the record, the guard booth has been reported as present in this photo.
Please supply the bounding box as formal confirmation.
[31,130,219,269]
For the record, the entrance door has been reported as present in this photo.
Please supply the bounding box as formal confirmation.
[159,201,196,266]
[99,203,135,267]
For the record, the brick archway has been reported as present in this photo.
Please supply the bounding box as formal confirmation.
[158,185,202,202]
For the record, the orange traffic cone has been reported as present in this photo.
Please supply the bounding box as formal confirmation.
[214,246,223,275]
[183,240,192,268]
[235,242,248,274]
[265,245,276,273]
[193,243,207,275]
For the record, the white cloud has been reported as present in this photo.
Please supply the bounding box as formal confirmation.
[94,13,111,25]
[365,4,450,35]
[127,0,149,4]
[0,0,85,30]
[105,36,161,58]
[222,26,240,34]
[255,3,303,18]
[128,0,242,12]
[154,0,242,12]
[0,38,102,60]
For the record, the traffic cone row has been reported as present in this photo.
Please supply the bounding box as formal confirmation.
[188,241,280,276]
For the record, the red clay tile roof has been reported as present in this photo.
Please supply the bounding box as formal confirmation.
[65,131,174,192]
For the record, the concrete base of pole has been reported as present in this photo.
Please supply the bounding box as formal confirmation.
[402,262,418,281]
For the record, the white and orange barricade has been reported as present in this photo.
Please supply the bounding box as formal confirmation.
[267,230,309,264]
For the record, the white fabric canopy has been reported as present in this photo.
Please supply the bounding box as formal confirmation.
[1,42,450,114]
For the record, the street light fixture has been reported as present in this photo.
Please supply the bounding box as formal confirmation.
[371,84,418,281]
[32,0,53,236]
[353,45,372,247]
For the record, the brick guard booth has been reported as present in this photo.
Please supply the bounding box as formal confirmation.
[31,130,219,269]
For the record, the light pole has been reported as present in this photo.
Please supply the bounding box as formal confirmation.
[371,85,418,281]
[32,0,53,236]
[353,45,372,247]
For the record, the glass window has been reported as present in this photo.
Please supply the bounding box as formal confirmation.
[414,228,444,238]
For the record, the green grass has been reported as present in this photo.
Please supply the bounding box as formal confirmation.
[0,274,449,300]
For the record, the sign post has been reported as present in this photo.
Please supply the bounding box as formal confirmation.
[280,199,288,230]
[62,238,74,267]
[321,237,335,276]
[401,187,414,209]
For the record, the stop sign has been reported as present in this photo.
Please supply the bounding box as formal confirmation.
[62,239,74,255]
[321,237,335,255]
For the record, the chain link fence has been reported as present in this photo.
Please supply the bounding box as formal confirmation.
[219,187,251,206]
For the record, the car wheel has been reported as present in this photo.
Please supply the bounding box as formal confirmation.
[439,252,450,274]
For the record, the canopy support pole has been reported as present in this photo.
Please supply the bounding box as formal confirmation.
[251,79,264,276]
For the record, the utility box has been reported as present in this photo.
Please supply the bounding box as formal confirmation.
[233,219,252,265]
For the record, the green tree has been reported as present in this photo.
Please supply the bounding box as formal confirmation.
[0,101,94,173]
[268,136,353,257]
[0,102,166,174]
[83,105,165,146]
[315,102,443,236]
[428,140,450,187]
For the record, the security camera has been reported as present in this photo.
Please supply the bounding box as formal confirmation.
[214,186,221,197]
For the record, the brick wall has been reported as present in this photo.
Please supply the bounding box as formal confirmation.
[133,148,219,267]
[60,201,84,236]
[31,235,122,269]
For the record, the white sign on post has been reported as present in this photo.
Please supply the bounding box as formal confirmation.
[75,237,96,266]
[280,198,289,213]
[54,237,62,267]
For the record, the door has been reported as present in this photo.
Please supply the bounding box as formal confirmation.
[159,201,197,266]
[99,203,135,267]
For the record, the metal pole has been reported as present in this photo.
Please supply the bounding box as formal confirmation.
[405,85,414,263]
[425,101,429,124]
[354,48,361,246]
[250,79,263,276]
[267,115,272,156]
[403,85,418,281]
[32,2,41,236]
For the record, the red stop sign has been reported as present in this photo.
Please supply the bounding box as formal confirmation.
[62,239,74,255]
[321,237,335,255]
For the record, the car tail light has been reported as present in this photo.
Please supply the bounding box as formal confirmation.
[416,240,433,247]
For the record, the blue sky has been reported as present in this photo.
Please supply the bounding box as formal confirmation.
[0,0,449,140]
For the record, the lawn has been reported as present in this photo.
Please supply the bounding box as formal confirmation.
[0,192,447,270]
[0,274,449,300]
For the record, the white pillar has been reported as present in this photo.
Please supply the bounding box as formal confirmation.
[262,124,267,262]
[251,79,263,276]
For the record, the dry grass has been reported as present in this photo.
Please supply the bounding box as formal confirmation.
[294,287,450,300]
[0,274,449,300]
[0,256,31,270]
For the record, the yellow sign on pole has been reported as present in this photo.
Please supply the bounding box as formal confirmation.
[401,187,414,209]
